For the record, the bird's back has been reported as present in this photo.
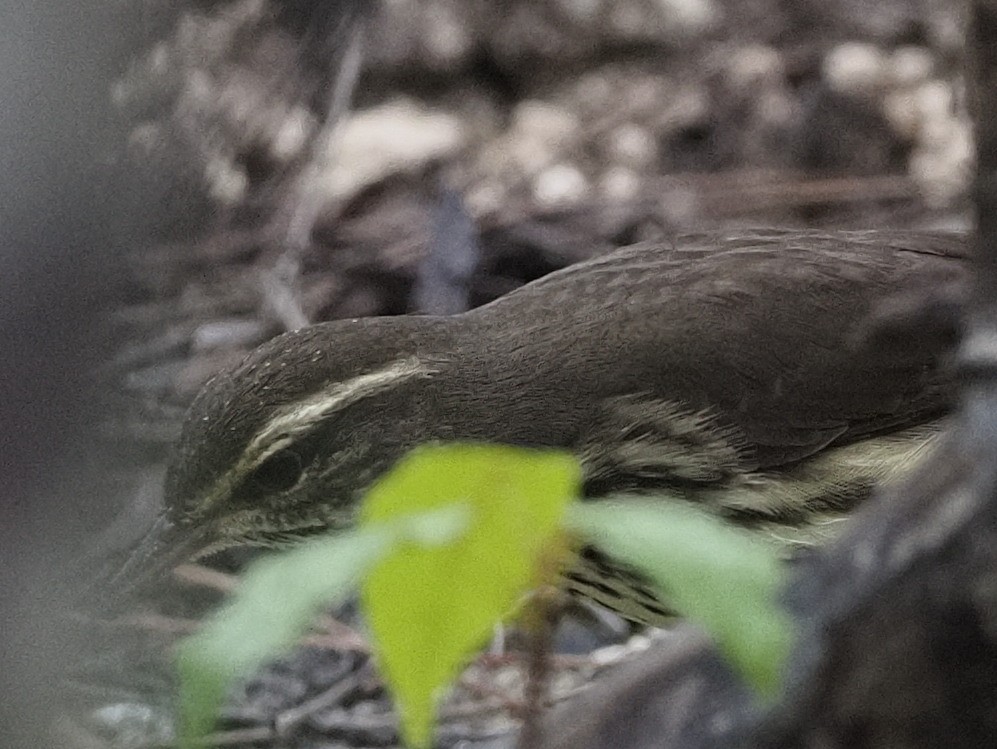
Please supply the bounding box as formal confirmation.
[468,229,970,622]
[467,229,968,470]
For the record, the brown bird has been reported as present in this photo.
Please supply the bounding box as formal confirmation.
[123,228,968,623]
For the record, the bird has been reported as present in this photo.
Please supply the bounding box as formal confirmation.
[123,228,969,624]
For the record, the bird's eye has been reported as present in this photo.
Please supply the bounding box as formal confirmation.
[249,449,304,492]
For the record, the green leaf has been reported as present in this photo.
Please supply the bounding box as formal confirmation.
[176,527,394,747]
[360,443,581,748]
[565,501,793,697]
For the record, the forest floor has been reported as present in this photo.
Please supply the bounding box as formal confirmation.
[71,1,971,747]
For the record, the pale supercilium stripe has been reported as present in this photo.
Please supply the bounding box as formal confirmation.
[195,356,433,515]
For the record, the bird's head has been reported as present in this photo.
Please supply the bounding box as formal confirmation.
[122,316,457,590]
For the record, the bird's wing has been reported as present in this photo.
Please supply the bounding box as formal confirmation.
[477,229,969,470]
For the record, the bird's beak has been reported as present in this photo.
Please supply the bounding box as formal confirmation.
[95,512,217,611]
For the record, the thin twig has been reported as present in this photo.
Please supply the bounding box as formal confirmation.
[274,672,363,736]
[518,588,564,749]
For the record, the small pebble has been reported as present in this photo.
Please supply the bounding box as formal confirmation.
[606,123,657,168]
[824,42,887,97]
[725,44,784,89]
[889,46,935,87]
[533,163,589,208]
[600,166,641,202]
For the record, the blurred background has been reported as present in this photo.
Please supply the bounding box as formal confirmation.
[0,0,973,747]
